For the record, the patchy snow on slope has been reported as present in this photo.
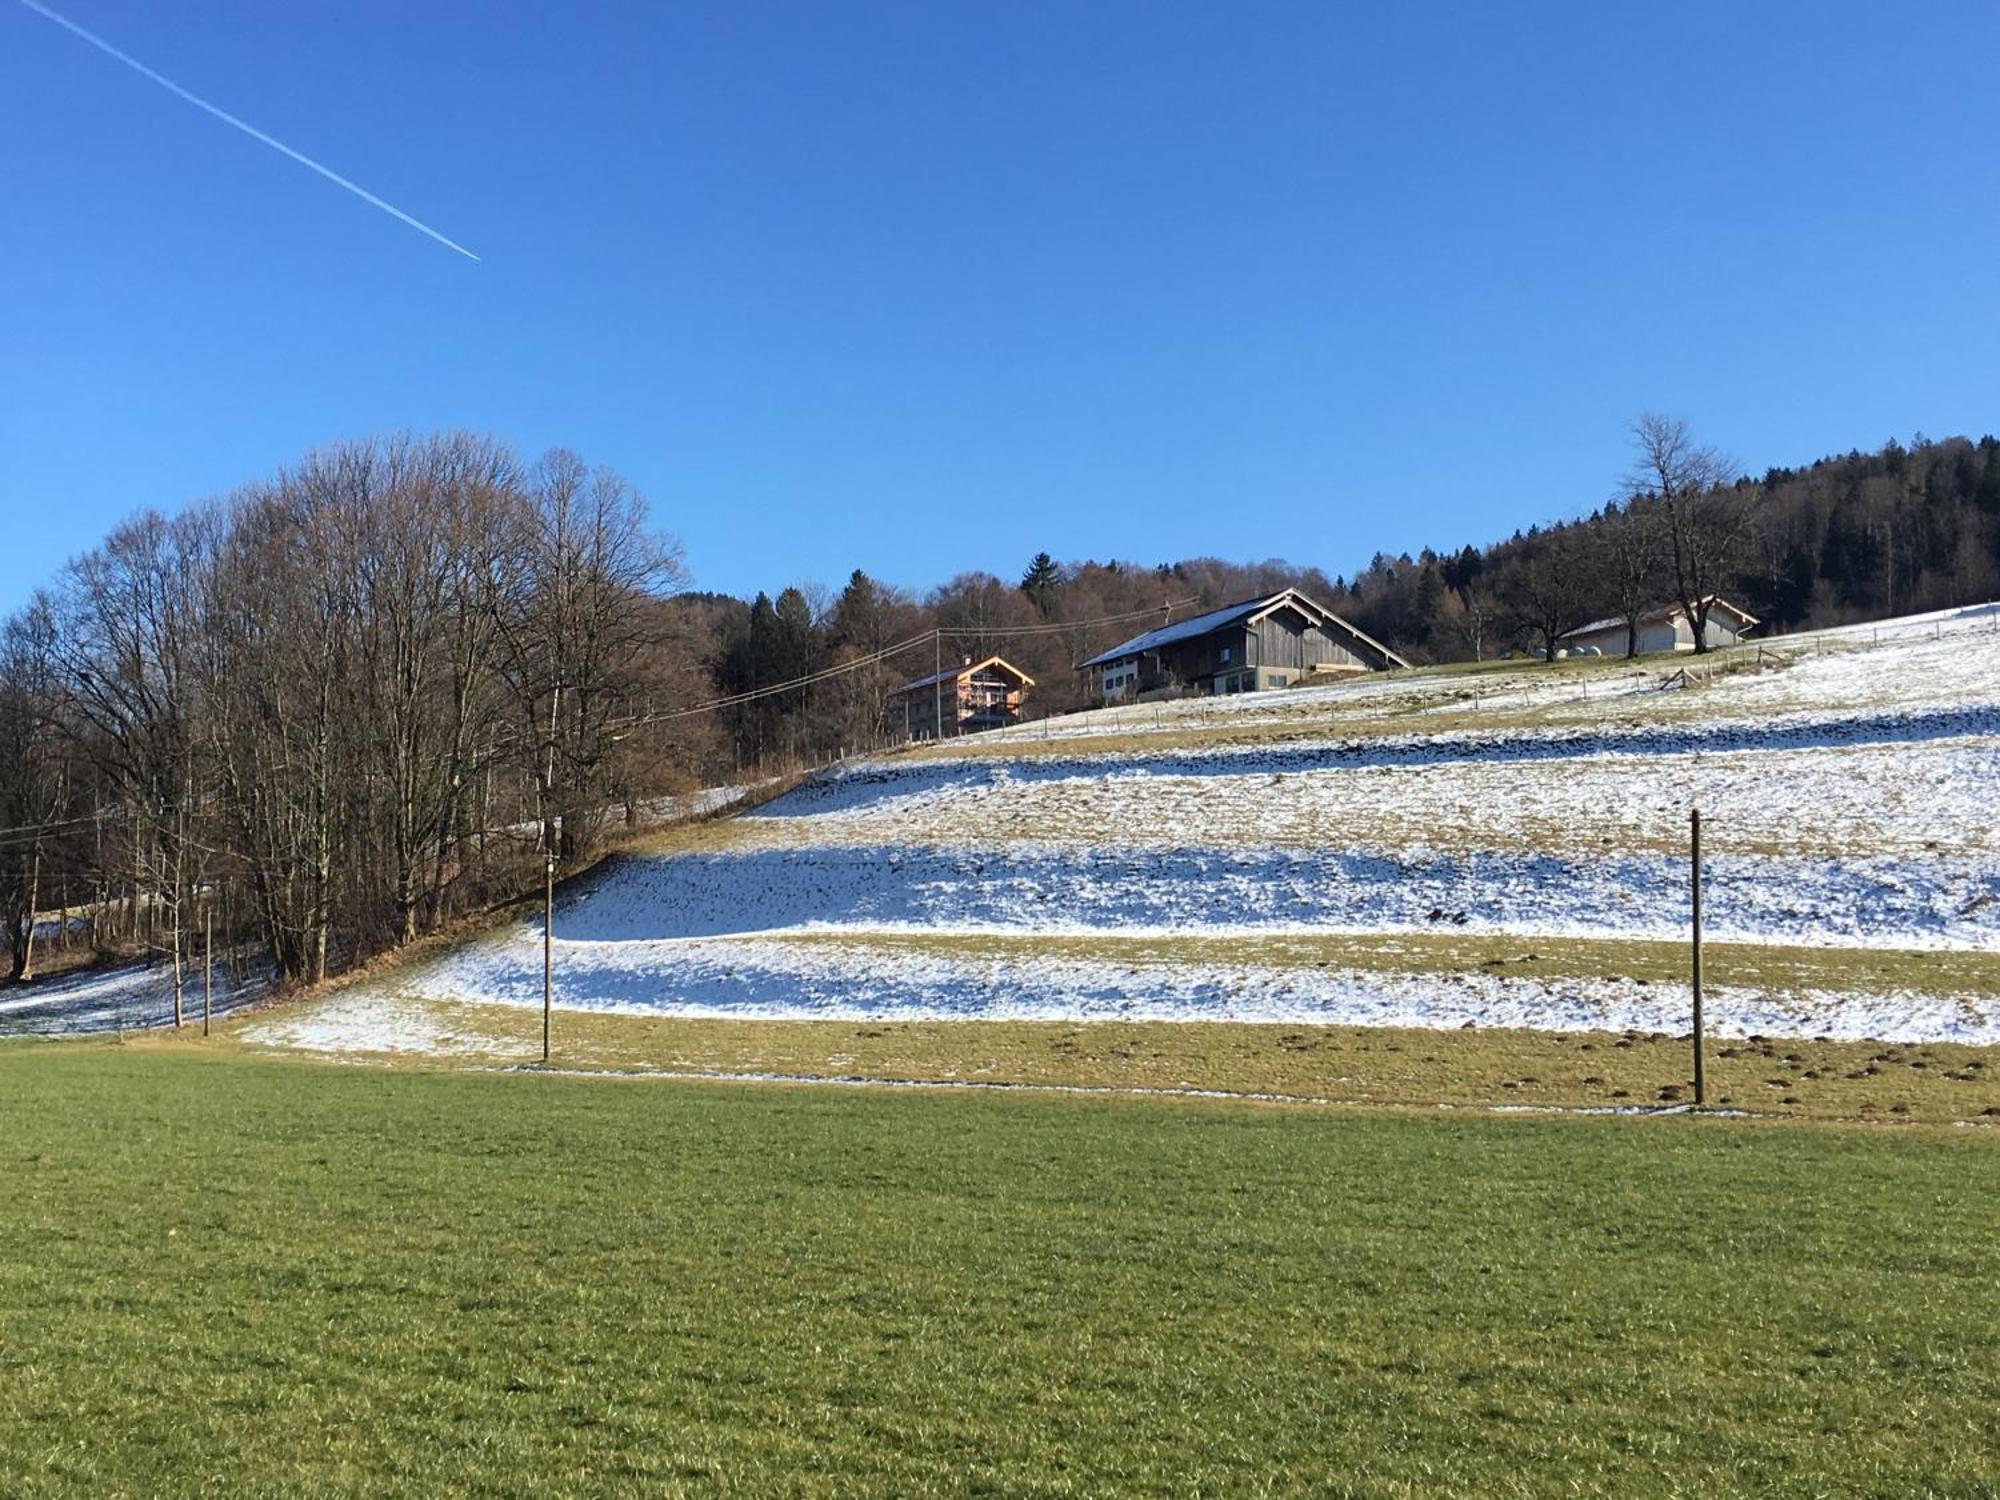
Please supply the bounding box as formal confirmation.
[325,929,1998,1046]
[233,607,2000,1053]
[1693,622,2000,718]
[949,601,2000,750]
[632,779,777,824]
[322,641,1997,1045]
[0,958,265,1037]
[792,700,2000,806]
[748,728,1998,861]
[242,992,498,1055]
[545,844,1996,948]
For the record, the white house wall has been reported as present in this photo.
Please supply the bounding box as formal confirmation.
[1564,613,1751,658]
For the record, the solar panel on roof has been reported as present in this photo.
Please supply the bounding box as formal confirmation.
[1077,593,1285,669]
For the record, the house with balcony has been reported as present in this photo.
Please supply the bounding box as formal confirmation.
[890,656,1035,740]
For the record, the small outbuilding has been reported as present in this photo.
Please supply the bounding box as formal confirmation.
[1081,588,1407,702]
[1559,596,1759,658]
[890,655,1034,740]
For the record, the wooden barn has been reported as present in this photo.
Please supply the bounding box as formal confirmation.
[890,656,1034,740]
[1081,588,1407,702]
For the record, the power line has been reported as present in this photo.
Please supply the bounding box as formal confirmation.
[599,597,1199,730]
[935,598,1200,640]
[0,596,1203,859]
[0,805,121,842]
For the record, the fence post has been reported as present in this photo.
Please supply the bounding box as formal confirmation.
[202,900,213,1038]
[1690,807,1705,1108]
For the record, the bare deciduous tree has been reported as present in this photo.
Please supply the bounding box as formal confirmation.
[1448,585,1502,662]
[1626,414,1750,654]
[2,432,694,995]
[1501,530,1591,660]
[1592,500,1667,658]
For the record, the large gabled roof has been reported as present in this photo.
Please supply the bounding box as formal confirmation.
[1077,595,1276,669]
[1079,588,1408,670]
[891,654,1035,696]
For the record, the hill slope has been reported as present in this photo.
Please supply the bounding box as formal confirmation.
[247,604,2000,1058]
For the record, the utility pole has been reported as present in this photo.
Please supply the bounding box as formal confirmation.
[1690,806,1705,1107]
[543,851,554,1065]
[933,628,943,742]
[171,853,184,1031]
[202,896,213,1038]
[542,680,562,1064]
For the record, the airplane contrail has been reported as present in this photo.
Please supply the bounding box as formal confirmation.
[17,0,480,261]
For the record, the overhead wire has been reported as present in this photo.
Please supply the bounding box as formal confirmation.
[0,596,1203,858]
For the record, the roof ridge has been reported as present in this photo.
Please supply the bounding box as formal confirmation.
[1078,587,1408,671]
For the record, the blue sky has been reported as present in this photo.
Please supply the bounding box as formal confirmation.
[3,0,1995,610]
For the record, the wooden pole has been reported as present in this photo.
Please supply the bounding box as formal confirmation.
[203,898,213,1037]
[542,853,554,1064]
[19,846,40,981]
[541,679,562,1065]
[1690,806,1705,1107]
[172,888,184,1032]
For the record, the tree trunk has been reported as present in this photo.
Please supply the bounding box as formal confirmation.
[17,848,41,981]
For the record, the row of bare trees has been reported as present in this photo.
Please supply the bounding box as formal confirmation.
[0,432,691,990]
[1493,416,1752,658]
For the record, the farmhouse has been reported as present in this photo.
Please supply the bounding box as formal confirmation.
[1559,596,1760,658]
[890,655,1034,740]
[1081,588,1408,702]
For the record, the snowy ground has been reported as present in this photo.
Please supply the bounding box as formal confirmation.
[242,929,1995,1048]
[251,612,2000,1056]
[746,709,1999,860]
[507,843,1995,949]
[938,600,2000,751]
[0,957,265,1037]
[631,780,771,824]
[242,991,500,1056]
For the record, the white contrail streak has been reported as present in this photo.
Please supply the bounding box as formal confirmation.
[16,0,480,261]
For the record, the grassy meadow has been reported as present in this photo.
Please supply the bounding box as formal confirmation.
[244,985,2000,1123]
[3,1045,1997,1496]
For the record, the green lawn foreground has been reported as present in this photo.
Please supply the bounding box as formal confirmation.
[2,1050,1997,1498]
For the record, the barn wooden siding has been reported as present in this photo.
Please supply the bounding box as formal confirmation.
[1148,611,1367,687]
[1245,609,1367,671]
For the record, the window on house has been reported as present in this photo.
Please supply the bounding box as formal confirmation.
[1220,647,1232,664]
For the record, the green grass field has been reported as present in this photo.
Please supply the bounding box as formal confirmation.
[246,996,2000,1123]
[4,1047,1998,1497]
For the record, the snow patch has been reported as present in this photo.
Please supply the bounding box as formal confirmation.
[0,959,265,1037]
[240,992,497,1055]
[331,929,2000,1045]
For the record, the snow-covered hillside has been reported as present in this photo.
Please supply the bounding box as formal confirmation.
[0,958,263,1037]
[920,600,2000,751]
[255,609,2000,1050]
